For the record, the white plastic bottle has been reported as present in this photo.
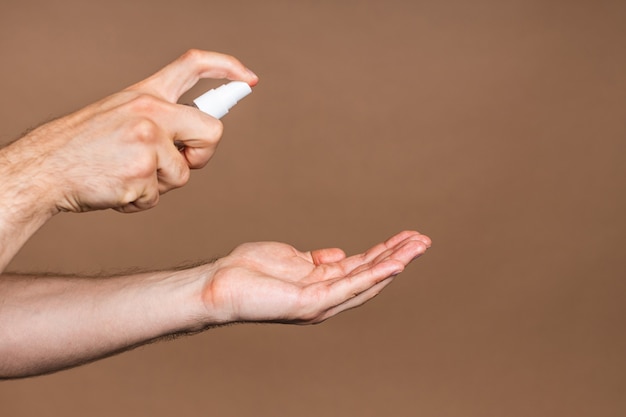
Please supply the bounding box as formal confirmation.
[174,81,253,151]
[193,81,252,119]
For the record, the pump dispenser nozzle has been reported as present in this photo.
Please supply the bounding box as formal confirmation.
[193,81,252,119]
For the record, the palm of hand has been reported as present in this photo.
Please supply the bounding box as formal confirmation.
[202,231,430,324]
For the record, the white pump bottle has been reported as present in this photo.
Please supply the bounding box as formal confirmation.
[193,81,252,119]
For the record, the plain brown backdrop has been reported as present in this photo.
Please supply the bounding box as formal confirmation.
[1,0,625,416]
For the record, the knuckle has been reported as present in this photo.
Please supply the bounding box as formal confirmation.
[139,161,157,179]
[195,118,224,148]
[179,164,191,184]
[181,48,204,63]
[172,163,191,187]
[127,93,161,113]
[209,119,224,140]
[126,147,157,180]
[123,189,160,210]
[129,117,160,144]
[120,188,140,206]
[145,191,160,208]
[181,49,239,78]
[219,55,238,72]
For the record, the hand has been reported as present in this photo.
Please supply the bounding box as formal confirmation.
[14,49,258,213]
[201,230,431,324]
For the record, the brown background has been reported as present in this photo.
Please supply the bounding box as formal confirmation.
[1,0,625,416]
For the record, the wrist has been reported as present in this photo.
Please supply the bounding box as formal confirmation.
[160,261,225,332]
[191,259,237,326]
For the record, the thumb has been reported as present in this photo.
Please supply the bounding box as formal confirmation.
[309,248,347,266]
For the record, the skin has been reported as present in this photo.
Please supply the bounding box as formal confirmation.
[0,50,431,379]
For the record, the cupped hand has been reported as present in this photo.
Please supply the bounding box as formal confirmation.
[201,230,432,324]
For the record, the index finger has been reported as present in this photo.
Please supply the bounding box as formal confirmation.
[128,49,259,102]
[336,230,431,274]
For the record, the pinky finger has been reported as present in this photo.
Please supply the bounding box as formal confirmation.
[320,276,397,322]
[318,259,404,312]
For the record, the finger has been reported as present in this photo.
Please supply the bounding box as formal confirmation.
[308,248,347,266]
[337,230,430,274]
[130,49,259,103]
[156,138,191,193]
[114,177,161,213]
[160,104,224,169]
[316,258,404,311]
[347,239,428,278]
[321,276,396,321]
[384,230,431,249]
[130,96,224,169]
[314,235,431,321]
[359,231,427,264]
[373,238,429,266]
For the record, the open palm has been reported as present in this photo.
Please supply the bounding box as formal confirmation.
[202,230,431,324]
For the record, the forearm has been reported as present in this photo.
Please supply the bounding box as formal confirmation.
[0,135,61,272]
[0,265,213,379]
[0,131,216,379]
[0,230,431,379]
